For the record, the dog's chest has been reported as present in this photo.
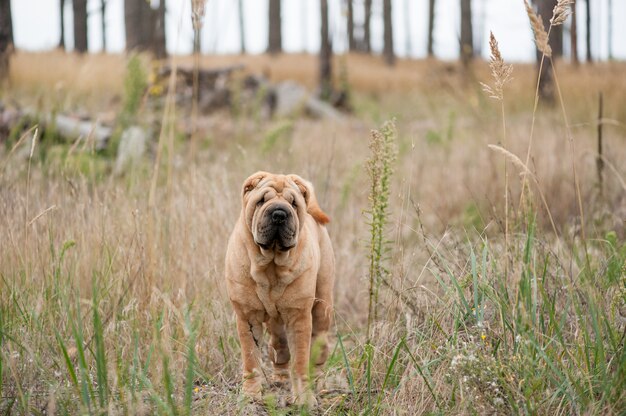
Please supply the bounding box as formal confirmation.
[250,263,297,318]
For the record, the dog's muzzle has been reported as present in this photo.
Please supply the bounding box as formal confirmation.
[255,205,297,251]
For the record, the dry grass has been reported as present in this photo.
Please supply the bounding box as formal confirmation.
[8,50,626,107]
[1,49,625,414]
[524,0,552,57]
[8,51,127,111]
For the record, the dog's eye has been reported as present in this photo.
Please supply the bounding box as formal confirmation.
[291,200,297,208]
[256,200,264,207]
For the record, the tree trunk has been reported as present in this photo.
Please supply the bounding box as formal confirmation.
[268,0,282,54]
[319,0,332,100]
[538,63,555,104]
[552,26,563,58]
[460,0,473,66]
[347,0,356,52]
[124,0,166,58]
[73,0,88,53]
[364,0,372,53]
[152,0,166,59]
[238,0,246,54]
[59,0,65,49]
[101,0,107,52]
[427,0,435,56]
[383,0,395,65]
[0,0,12,81]
[124,0,142,51]
[570,2,578,65]
[585,0,591,62]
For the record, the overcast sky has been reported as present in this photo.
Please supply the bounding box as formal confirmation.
[11,0,626,62]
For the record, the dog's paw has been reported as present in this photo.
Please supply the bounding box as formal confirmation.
[270,368,290,387]
[241,377,263,402]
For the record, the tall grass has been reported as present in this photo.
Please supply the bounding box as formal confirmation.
[1,12,625,414]
[481,31,512,274]
[325,5,625,414]
[330,209,624,414]
[365,120,397,342]
[1,105,624,416]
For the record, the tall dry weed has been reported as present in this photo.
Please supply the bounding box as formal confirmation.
[550,0,574,26]
[524,0,551,57]
[481,32,513,271]
[480,32,513,102]
[365,120,397,342]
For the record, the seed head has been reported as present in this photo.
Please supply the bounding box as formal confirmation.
[524,0,552,57]
[480,32,513,101]
[550,0,574,26]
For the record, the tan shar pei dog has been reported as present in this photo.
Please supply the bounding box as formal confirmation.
[225,171,335,407]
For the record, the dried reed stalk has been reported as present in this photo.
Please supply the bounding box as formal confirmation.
[488,145,558,237]
[481,32,513,274]
[524,0,551,57]
[480,32,513,101]
[550,0,574,26]
[488,145,534,179]
[191,0,206,31]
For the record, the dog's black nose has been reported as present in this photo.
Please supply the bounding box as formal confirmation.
[271,208,288,224]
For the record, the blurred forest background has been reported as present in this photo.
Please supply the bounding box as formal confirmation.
[0,1,625,415]
[1,0,624,144]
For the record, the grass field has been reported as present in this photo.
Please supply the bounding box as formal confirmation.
[1,47,625,415]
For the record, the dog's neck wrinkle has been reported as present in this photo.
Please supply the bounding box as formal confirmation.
[255,247,290,267]
[250,250,311,319]
[251,230,309,279]
[249,258,297,319]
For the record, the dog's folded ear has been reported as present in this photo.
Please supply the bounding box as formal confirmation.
[242,171,269,197]
[288,174,330,225]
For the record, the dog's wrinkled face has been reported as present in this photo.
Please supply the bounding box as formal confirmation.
[242,173,308,252]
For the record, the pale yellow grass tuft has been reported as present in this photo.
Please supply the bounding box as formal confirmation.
[487,144,559,236]
[480,32,513,101]
[524,0,552,57]
[487,144,533,179]
[191,0,207,30]
[550,0,574,26]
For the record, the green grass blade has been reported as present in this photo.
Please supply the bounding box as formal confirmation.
[471,245,479,322]
[442,260,471,316]
[54,329,80,393]
[0,306,4,403]
[365,342,373,412]
[337,333,356,396]
[92,283,108,408]
[401,339,441,410]
[183,310,197,416]
[155,310,178,416]
[71,298,93,412]
[162,352,179,416]
[374,339,403,415]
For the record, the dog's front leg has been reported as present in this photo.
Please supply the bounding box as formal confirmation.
[284,305,317,408]
[235,312,264,400]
